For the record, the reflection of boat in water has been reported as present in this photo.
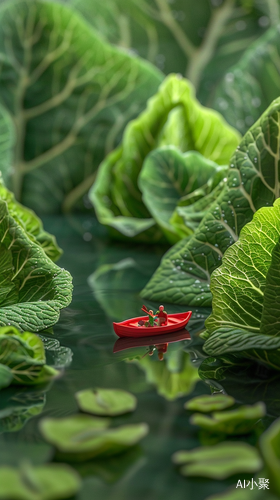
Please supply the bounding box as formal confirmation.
[113,329,191,353]
[113,312,192,338]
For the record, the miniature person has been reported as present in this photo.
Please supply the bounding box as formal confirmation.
[146,309,158,327]
[141,305,158,327]
[156,305,168,326]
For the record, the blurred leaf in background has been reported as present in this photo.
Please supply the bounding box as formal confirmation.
[90,74,239,243]
[57,0,276,104]
[213,24,280,133]
[0,0,162,213]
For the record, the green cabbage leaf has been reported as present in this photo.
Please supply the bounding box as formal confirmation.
[142,97,280,305]
[203,199,280,371]
[0,195,72,332]
[90,74,240,242]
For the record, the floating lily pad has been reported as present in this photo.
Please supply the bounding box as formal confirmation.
[75,388,137,416]
[0,462,81,500]
[190,402,266,435]
[40,414,148,462]
[184,394,235,413]
[172,442,263,479]
[135,351,199,400]
[75,446,143,484]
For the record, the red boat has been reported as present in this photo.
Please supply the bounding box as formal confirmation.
[113,311,192,338]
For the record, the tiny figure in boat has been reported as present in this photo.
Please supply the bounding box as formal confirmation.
[156,305,168,326]
[146,309,158,327]
[141,305,158,327]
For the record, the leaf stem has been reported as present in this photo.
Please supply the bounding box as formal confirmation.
[62,172,97,213]
[153,0,195,58]
[186,0,235,88]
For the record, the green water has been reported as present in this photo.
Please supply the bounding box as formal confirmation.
[0,216,278,500]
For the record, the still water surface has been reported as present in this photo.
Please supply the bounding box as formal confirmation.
[0,216,277,500]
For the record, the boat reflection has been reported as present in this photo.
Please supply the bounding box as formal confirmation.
[113,329,191,360]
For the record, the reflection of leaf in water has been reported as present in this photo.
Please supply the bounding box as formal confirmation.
[198,358,280,418]
[39,337,73,369]
[88,257,164,321]
[73,446,144,484]
[0,386,47,433]
[133,349,199,400]
[172,442,263,479]
[0,402,44,434]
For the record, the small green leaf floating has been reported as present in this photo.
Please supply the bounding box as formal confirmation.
[0,462,81,500]
[172,442,263,479]
[184,394,235,413]
[39,414,148,462]
[190,402,266,435]
[75,388,137,416]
